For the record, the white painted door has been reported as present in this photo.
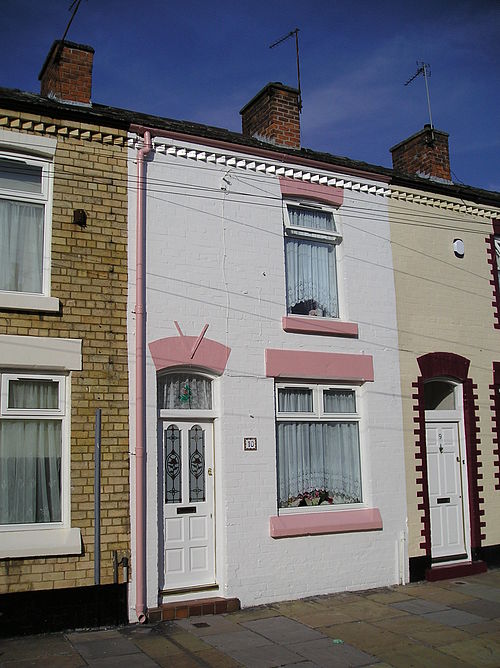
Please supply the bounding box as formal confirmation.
[163,421,215,590]
[425,422,466,560]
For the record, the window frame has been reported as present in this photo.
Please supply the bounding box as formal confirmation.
[0,371,70,532]
[275,382,364,514]
[283,199,343,320]
[0,150,54,299]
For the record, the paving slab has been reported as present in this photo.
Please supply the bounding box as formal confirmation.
[290,637,379,667]
[453,598,500,619]
[365,591,413,604]
[319,620,416,654]
[457,619,500,635]
[0,656,86,668]
[175,615,242,636]
[224,643,304,668]
[377,643,473,668]
[203,629,273,652]
[241,616,325,644]
[85,655,159,667]
[192,647,242,667]
[423,608,486,627]
[67,634,142,660]
[0,634,78,662]
[439,636,500,667]
[449,582,500,603]
[401,585,477,605]
[128,634,186,658]
[391,598,450,615]
[226,607,281,624]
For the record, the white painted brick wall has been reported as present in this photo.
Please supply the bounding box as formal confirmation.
[128,140,408,614]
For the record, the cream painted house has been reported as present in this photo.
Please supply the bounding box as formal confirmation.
[388,126,500,580]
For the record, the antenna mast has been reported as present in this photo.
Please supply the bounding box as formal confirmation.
[270,28,302,112]
[405,61,434,129]
[55,0,85,62]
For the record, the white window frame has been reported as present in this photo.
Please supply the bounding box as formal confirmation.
[283,200,343,319]
[276,382,364,514]
[0,130,58,313]
[0,371,70,532]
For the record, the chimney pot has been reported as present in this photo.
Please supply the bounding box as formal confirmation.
[39,40,94,105]
[240,82,300,149]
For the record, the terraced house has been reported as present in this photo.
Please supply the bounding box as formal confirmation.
[0,41,130,633]
[1,38,499,631]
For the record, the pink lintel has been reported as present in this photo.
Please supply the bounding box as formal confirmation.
[282,316,358,338]
[149,336,231,375]
[265,349,374,382]
[279,178,344,207]
[270,508,382,538]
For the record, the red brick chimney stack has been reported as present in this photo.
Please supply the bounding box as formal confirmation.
[390,124,451,181]
[240,82,301,149]
[39,40,94,105]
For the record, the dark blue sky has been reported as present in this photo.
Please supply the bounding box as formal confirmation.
[2,0,499,192]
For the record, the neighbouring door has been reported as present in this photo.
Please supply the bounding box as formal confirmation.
[163,420,215,591]
[425,422,467,561]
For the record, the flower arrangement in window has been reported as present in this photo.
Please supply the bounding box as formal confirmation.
[283,487,361,508]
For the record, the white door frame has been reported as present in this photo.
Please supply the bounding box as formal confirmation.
[425,384,471,563]
[160,417,216,593]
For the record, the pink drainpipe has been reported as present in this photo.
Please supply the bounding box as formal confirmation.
[135,130,152,623]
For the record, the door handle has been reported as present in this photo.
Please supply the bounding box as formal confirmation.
[208,467,213,476]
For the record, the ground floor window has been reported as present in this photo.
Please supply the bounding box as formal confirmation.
[276,384,362,509]
[0,373,66,525]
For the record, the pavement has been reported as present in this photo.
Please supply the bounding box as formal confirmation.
[2,569,500,667]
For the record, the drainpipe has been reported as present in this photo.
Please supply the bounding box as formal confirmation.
[135,130,152,623]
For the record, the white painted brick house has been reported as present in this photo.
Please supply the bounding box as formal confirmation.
[127,83,408,621]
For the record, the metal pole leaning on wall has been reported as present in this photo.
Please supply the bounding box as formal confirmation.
[94,408,102,585]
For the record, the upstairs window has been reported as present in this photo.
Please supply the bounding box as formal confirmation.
[0,153,52,296]
[284,203,341,318]
[276,383,362,510]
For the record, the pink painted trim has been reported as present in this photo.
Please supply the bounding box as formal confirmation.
[279,178,343,207]
[149,336,231,375]
[270,508,383,538]
[265,349,374,382]
[282,316,358,338]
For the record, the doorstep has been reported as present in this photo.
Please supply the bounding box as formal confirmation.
[148,596,241,622]
[425,560,487,582]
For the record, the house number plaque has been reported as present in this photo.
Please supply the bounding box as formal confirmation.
[244,437,257,451]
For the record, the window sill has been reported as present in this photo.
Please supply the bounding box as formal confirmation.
[270,507,382,538]
[282,316,358,338]
[0,527,82,558]
[0,292,60,313]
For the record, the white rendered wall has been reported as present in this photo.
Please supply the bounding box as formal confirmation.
[128,137,408,614]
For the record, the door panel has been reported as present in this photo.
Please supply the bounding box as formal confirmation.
[425,422,466,560]
[163,421,215,590]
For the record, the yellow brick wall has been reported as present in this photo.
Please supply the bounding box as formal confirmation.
[389,192,500,558]
[0,109,130,592]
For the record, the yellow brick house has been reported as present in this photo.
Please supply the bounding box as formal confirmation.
[0,41,130,633]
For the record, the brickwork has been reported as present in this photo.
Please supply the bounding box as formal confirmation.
[240,83,300,148]
[0,109,129,593]
[390,125,451,181]
[39,41,94,104]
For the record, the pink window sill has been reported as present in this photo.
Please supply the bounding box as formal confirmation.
[282,316,358,337]
[270,508,382,538]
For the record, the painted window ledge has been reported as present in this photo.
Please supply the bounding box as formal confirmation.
[282,316,358,337]
[0,527,82,558]
[270,508,382,538]
[0,292,60,313]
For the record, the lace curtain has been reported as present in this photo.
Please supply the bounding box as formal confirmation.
[158,373,212,410]
[0,200,44,293]
[285,238,338,318]
[0,380,62,524]
[278,421,361,507]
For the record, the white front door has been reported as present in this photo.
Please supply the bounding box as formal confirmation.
[425,421,467,560]
[163,420,215,591]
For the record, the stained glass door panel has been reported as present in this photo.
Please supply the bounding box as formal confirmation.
[163,421,214,591]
